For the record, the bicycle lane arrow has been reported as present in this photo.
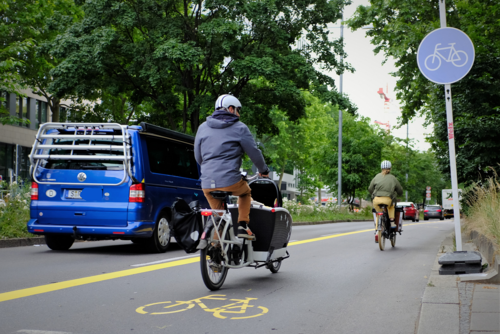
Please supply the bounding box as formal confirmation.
[417,27,475,84]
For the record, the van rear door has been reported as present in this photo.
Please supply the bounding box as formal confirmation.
[33,126,131,227]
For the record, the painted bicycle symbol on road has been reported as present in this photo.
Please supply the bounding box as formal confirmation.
[136,294,268,320]
[424,43,468,71]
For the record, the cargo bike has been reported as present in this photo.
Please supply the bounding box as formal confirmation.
[198,176,292,290]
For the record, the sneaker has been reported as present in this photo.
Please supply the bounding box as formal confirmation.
[237,221,255,240]
[196,239,208,250]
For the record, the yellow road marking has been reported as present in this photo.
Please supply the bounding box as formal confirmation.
[0,221,443,303]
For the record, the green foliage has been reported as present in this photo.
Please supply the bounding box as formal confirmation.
[0,0,83,121]
[322,112,386,202]
[49,0,355,133]
[283,199,372,222]
[0,182,33,239]
[382,138,447,205]
[348,0,500,185]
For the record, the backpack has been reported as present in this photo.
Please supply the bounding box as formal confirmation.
[169,198,203,253]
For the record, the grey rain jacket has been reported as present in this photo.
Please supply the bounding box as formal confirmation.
[194,109,269,189]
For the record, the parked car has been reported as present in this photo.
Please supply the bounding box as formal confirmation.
[27,122,209,252]
[396,201,419,222]
[424,205,444,220]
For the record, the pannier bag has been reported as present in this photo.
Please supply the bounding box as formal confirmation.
[169,198,203,253]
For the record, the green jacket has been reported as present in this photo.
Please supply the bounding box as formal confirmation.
[368,173,403,202]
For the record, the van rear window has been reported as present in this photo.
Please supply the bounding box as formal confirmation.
[145,136,199,179]
[41,137,124,171]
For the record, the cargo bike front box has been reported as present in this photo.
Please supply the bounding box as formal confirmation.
[228,178,292,263]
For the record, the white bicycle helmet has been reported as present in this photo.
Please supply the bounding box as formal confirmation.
[215,94,242,111]
[381,160,392,169]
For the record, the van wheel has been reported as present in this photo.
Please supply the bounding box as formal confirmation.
[148,215,171,253]
[45,234,74,250]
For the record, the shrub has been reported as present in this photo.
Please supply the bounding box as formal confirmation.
[0,182,33,239]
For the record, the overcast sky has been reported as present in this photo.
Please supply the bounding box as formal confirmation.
[324,0,432,152]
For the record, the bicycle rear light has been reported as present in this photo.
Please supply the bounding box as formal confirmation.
[129,183,145,203]
[377,212,384,215]
[31,182,39,200]
[424,210,429,212]
[201,211,212,216]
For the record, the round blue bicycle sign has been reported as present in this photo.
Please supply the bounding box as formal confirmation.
[417,27,475,84]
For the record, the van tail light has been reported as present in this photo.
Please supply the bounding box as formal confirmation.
[31,182,39,200]
[436,210,442,212]
[129,183,145,203]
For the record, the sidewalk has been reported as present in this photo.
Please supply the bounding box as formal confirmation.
[417,233,500,334]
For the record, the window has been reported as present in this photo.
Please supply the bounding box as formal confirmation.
[145,137,199,179]
[42,135,124,171]
[0,143,15,183]
[23,98,29,127]
[0,91,8,112]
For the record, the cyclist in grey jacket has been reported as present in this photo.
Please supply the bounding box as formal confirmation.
[194,94,269,239]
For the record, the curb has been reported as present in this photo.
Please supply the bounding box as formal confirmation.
[0,219,375,249]
[0,237,46,248]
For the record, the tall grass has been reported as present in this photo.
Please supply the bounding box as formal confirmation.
[463,177,500,247]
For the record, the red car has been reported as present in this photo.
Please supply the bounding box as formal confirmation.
[396,202,420,222]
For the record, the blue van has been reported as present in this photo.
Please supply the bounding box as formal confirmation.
[27,122,208,252]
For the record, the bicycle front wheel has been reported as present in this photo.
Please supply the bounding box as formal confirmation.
[390,233,397,247]
[200,243,228,291]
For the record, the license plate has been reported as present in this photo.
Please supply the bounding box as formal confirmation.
[67,190,82,199]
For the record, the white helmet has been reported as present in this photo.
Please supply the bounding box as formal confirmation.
[381,160,392,169]
[215,94,242,111]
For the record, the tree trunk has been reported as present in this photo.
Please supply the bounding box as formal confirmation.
[183,92,187,133]
[277,161,286,191]
[50,98,60,122]
[318,186,321,206]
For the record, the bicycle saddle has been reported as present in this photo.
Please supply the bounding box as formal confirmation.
[210,191,232,200]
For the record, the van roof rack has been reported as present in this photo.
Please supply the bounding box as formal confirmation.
[30,123,136,186]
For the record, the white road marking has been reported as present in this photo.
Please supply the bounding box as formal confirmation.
[17,331,73,334]
[131,255,198,267]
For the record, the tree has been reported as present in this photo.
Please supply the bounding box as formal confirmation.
[347,0,500,184]
[49,0,355,134]
[321,112,386,206]
[262,92,336,199]
[0,0,82,122]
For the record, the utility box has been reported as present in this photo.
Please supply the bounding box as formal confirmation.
[438,251,482,275]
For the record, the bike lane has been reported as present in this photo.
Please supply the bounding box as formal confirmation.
[0,220,453,334]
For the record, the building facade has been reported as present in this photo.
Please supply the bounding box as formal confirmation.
[0,89,69,184]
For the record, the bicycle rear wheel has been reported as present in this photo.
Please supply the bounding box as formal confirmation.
[201,245,228,291]
[378,216,386,251]
[200,225,229,291]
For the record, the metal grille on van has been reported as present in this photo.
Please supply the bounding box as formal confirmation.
[29,123,134,186]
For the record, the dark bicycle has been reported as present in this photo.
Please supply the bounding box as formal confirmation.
[374,204,402,251]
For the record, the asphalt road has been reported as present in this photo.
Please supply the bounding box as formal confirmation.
[0,219,455,334]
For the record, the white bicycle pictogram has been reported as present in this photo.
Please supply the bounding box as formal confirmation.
[424,43,468,71]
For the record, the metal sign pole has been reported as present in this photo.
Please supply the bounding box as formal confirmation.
[337,11,344,208]
[440,0,462,251]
